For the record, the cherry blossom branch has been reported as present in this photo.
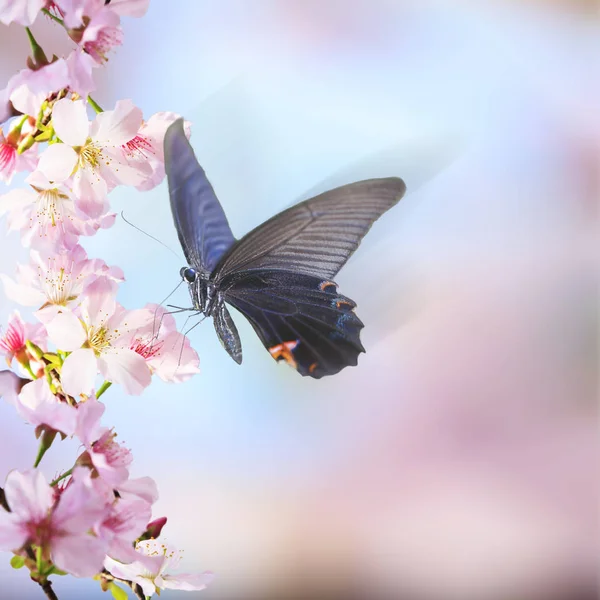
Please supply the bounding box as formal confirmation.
[39,579,59,600]
[95,380,112,399]
[87,96,104,114]
[0,2,210,597]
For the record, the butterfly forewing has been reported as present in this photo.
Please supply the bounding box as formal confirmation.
[164,119,236,271]
[212,178,406,281]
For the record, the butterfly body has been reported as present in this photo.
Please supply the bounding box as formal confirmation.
[164,120,406,378]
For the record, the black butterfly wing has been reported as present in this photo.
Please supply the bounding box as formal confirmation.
[212,178,405,279]
[222,271,364,378]
[213,178,405,377]
[164,119,236,271]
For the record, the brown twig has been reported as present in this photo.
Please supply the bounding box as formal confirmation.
[38,580,59,600]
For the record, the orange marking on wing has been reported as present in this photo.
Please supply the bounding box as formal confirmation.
[268,340,299,369]
[336,299,354,310]
[308,362,318,374]
[319,280,337,292]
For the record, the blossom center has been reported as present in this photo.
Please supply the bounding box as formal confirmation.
[122,135,153,160]
[78,142,102,170]
[0,323,24,354]
[40,263,77,306]
[84,26,123,64]
[0,142,16,173]
[130,338,162,360]
[33,187,70,230]
[87,325,112,355]
[93,430,132,468]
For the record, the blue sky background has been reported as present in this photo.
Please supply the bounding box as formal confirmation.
[0,2,597,599]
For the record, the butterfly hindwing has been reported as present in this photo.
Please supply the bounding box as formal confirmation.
[164,119,236,271]
[222,270,364,378]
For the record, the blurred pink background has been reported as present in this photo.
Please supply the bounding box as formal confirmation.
[0,1,597,599]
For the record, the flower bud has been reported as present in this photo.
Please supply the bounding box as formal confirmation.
[139,516,167,541]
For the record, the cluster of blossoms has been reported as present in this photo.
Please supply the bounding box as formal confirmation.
[0,2,210,599]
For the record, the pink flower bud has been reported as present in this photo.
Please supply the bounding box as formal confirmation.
[140,516,167,541]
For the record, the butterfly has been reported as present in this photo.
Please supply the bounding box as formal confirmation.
[164,119,406,378]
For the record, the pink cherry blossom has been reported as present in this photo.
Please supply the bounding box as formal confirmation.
[0,173,79,249]
[45,277,151,396]
[0,469,108,577]
[0,170,115,249]
[94,480,153,563]
[7,60,70,120]
[75,398,132,485]
[104,540,213,597]
[0,310,46,367]
[80,6,123,64]
[123,112,191,192]
[128,304,200,383]
[0,369,28,408]
[65,49,98,99]
[0,0,45,26]
[16,377,78,435]
[0,245,123,319]
[37,98,151,208]
[0,126,38,184]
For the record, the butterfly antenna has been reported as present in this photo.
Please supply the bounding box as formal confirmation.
[121,211,181,259]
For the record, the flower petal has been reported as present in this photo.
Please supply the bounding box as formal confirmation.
[45,311,86,351]
[151,331,200,383]
[118,476,158,504]
[91,99,142,145]
[160,572,214,591]
[0,370,26,407]
[3,469,53,523]
[0,511,27,551]
[74,397,105,446]
[61,348,98,397]
[65,50,97,98]
[0,0,45,26]
[52,98,89,146]
[98,349,151,396]
[79,276,117,326]
[52,532,108,578]
[72,167,109,212]
[0,273,45,306]
[37,143,78,183]
[108,0,149,18]
[17,378,78,435]
[53,468,108,534]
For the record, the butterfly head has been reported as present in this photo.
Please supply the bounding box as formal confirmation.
[180,266,198,284]
[180,265,217,315]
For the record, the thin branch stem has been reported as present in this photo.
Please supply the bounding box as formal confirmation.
[41,8,65,26]
[87,96,104,114]
[50,469,72,487]
[96,380,112,399]
[39,579,59,600]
